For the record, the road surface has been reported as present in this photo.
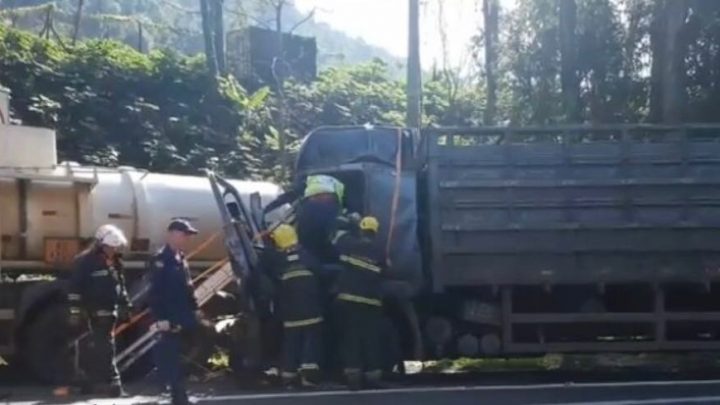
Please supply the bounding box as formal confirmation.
[4,378,720,404]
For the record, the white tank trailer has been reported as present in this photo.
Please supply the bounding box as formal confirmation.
[0,85,283,369]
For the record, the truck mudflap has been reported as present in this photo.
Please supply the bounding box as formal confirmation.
[114,172,269,373]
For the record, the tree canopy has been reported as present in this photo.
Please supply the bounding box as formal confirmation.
[3,0,720,183]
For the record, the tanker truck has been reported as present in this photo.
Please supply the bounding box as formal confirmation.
[0,86,284,378]
[288,124,720,359]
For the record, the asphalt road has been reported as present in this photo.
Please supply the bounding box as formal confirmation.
[5,378,720,405]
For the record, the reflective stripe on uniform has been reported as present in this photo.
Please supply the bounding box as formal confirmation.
[286,254,299,262]
[304,175,342,199]
[283,317,323,328]
[91,269,110,277]
[95,309,114,317]
[337,293,382,307]
[281,269,314,281]
[281,371,297,379]
[339,255,381,273]
[68,293,81,301]
[332,231,347,243]
[300,363,319,370]
[69,307,82,314]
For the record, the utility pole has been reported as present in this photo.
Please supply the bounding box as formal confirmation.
[200,0,219,78]
[406,0,422,130]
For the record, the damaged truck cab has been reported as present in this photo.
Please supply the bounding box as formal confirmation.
[295,126,425,295]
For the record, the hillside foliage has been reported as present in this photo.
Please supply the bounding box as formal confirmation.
[3,0,720,183]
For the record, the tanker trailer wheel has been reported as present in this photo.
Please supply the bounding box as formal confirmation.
[20,303,73,384]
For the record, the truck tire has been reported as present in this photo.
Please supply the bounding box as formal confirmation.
[21,303,73,384]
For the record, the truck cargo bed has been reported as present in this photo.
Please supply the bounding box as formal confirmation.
[424,126,720,290]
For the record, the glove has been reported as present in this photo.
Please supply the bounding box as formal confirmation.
[116,306,131,323]
[195,310,213,328]
[348,212,362,223]
[68,308,83,327]
[152,320,172,332]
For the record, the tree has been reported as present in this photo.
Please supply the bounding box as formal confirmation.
[200,0,218,77]
[482,0,499,125]
[559,0,580,122]
[406,0,422,129]
[71,0,84,45]
[660,0,690,123]
[211,0,226,74]
[649,0,691,123]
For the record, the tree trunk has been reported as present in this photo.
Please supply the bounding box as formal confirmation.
[211,0,226,75]
[274,1,288,181]
[660,0,689,123]
[648,1,665,123]
[71,0,85,45]
[483,0,499,126]
[407,0,422,130]
[559,0,580,122]
[200,0,219,77]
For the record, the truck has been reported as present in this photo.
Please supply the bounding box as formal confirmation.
[290,124,720,359]
[5,80,720,381]
[0,86,284,380]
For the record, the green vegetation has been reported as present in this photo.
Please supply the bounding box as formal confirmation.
[0,24,477,181]
[2,0,720,182]
[421,353,720,374]
[0,0,403,72]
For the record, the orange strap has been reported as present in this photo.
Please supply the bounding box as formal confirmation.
[186,230,221,260]
[111,230,223,338]
[385,128,403,267]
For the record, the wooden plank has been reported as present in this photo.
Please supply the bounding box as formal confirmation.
[509,311,720,324]
[506,340,720,354]
[655,285,666,344]
[510,312,655,324]
[501,287,513,349]
[0,309,13,320]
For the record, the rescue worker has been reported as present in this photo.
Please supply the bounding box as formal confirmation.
[263,174,345,264]
[148,219,200,405]
[332,216,385,390]
[264,224,323,388]
[66,224,130,397]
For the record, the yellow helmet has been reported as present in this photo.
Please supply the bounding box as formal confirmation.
[271,224,298,250]
[359,216,379,233]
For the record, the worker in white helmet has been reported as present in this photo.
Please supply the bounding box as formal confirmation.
[63,224,130,398]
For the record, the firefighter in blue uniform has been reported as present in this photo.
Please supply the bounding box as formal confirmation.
[66,224,130,397]
[148,219,200,405]
[332,216,386,390]
[264,224,324,388]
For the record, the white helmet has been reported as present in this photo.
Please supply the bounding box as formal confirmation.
[94,224,128,248]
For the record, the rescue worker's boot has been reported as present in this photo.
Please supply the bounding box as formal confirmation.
[170,385,190,405]
[364,370,388,389]
[344,369,363,391]
[107,383,128,398]
[299,367,320,389]
[281,371,298,390]
[92,383,126,398]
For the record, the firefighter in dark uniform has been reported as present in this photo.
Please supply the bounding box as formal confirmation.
[332,216,385,390]
[148,219,200,405]
[263,174,345,264]
[66,224,130,397]
[264,224,323,388]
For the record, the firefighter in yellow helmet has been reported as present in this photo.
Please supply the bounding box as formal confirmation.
[331,216,385,390]
[267,224,324,388]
